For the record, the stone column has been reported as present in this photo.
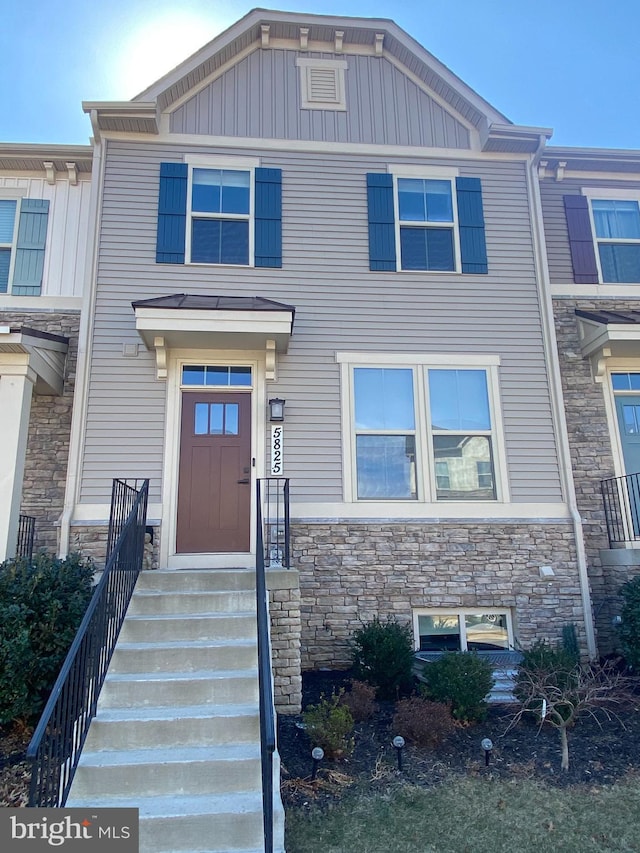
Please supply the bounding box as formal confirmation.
[0,362,35,560]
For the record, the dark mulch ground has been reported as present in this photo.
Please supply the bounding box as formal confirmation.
[279,669,640,809]
[0,722,32,807]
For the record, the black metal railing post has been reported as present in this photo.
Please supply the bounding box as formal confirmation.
[601,472,640,547]
[26,478,149,807]
[17,514,35,562]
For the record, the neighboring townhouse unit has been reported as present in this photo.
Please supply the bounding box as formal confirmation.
[59,5,598,707]
[0,144,92,560]
[540,147,640,652]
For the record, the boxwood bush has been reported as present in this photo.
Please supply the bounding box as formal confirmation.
[351,617,415,700]
[420,651,494,722]
[0,552,94,723]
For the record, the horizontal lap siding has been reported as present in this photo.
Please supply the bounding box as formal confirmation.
[80,143,561,505]
[170,50,470,149]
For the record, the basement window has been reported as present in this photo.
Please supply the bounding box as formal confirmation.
[413,609,513,652]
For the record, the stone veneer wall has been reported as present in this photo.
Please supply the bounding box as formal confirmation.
[0,310,81,554]
[553,298,640,652]
[267,569,302,714]
[291,521,587,670]
[70,524,160,571]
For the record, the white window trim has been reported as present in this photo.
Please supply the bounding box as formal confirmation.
[387,165,461,273]
[582,187,640,285]
[0,196,21,294]
[338,352,509,505]
[295,57,348,111]
[413,607,515,652]
[183,154,260,268]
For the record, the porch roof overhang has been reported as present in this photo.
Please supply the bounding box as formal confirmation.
[0,326,68,395]
[576,309,640,381]
[132,294,295,380]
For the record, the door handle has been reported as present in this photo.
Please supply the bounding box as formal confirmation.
[237,478,250,484]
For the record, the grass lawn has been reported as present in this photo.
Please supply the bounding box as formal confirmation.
[285,775,640,853]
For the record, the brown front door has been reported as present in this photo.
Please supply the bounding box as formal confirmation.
[176,392,251,553]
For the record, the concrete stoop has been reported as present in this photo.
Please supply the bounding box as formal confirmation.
[67,569,285,853]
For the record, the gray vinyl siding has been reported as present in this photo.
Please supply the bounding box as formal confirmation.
[80,140,561,506]
[541,177,640,284]
[170,49,471,149]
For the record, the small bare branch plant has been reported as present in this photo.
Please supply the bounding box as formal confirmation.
[510,659,632,772]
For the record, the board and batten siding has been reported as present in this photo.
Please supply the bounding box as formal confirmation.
[541,177,640,285]
[79,140,562,507]
[170,49,471,149]
[0,176,92,299]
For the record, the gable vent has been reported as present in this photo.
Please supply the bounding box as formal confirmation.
[296,57,348,111]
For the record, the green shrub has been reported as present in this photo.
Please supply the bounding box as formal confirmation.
[303,691,355,758]
[0,553,94,723]
[351,617,415,700]
[619,575,640,670]
[340,680,376,722]
[420,652,494,722]
[392,696,455,747]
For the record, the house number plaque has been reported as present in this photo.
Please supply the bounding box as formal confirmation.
[271,425,284,475]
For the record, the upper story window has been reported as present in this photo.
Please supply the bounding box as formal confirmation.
[156,158,282,269]
[591,198,640,283]
[0,199,17,290]
[366,168,487,274]
[397,179,456,271]
[0,196,50,296]
[189,168,252,265]
[340,354,505,504]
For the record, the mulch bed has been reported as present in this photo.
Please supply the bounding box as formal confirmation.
[279,669,640,809]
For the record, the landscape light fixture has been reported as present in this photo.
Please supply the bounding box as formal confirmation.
[268,398,286,422]
[311,746,324,780]
[481,737,493,767]
[392,735,406,771]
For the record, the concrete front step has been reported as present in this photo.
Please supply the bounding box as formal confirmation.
[66,792,284,853]
[99,669,259,708]
[83,703,260,750]
[70,744,262,798]
[136,569,256,593]
[110,638,258,673]
[119,613,257,643]
[127,589,256,616]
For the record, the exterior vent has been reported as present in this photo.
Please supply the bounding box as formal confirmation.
[296,57,347,111]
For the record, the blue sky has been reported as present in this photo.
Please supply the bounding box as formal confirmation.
[2,0,638,149]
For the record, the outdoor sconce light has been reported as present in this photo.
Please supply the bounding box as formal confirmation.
[481,737,493,767]
[268,398,286,422]
[311,746,324,780]
[392,735,405,771]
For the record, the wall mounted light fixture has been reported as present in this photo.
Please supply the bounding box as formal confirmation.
[268,398,286,422]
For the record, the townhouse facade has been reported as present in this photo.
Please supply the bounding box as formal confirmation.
[3,10,640,705]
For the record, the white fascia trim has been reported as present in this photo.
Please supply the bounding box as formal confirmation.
[578,323,640,359]
[387,164,459,178]
[0,296,82,311]
[98,130,535,163]
[70,503,163,525]
[336,351,501,366]
[290,502,572,521]
[184,153,260,168]
[581,187,640,201]
[552,284,640,298]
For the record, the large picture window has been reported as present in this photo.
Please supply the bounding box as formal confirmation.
[346,357,503,502]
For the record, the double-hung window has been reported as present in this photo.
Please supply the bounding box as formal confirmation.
[397,178,456,271]
[189,168,252,265]
[342,355,504,503]
[156,157,282,268]
[0,196,50,295]
[591,198,640,283]
[366,167,488,274]
[0,199,17,290]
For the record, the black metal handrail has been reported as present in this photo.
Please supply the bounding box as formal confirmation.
[255,478,289,853]
[17,513,35,562]
[27,478,149,807]
[602,472,640,546]
[261,477,290,569]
